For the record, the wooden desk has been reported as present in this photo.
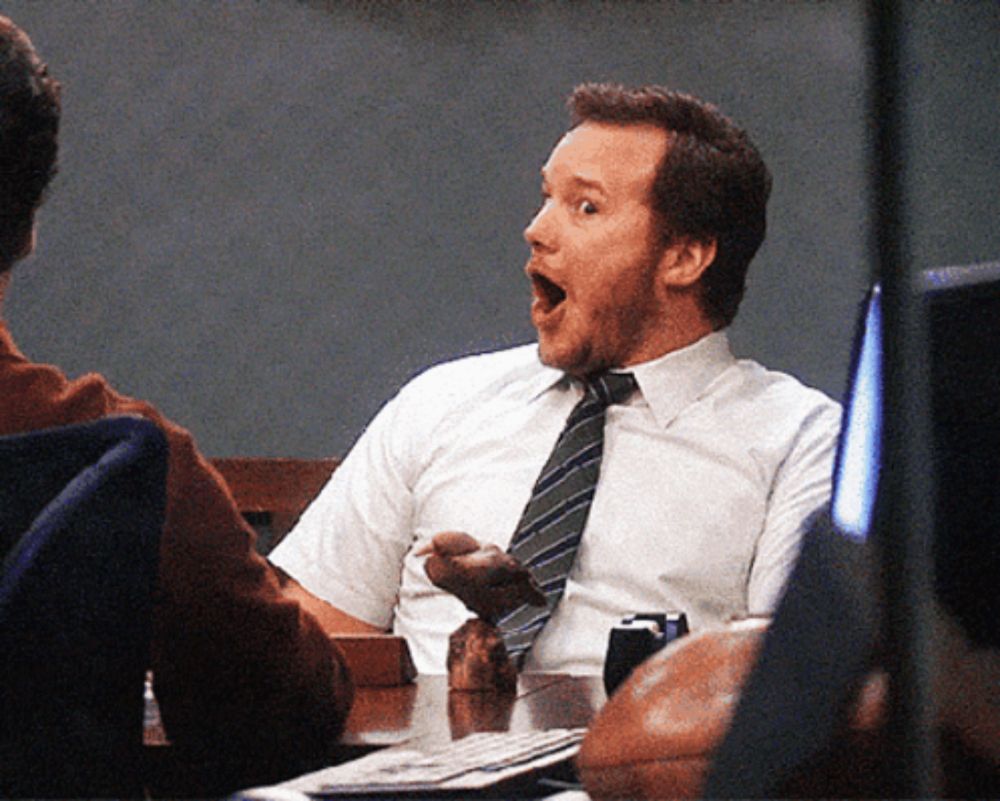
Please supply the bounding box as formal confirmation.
[272,674,605,799]
[340,673,606,750]
[145,673,605,796]
[145,673,605,750]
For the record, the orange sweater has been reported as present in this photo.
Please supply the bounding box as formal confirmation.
[0,322,352,788]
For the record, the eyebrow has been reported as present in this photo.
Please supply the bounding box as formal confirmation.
[540,169,607,196]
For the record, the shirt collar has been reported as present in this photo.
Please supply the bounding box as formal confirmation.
[527,330,735,427]
[629,331,736,428]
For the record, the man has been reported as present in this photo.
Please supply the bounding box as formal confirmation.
[0,15,351,792]
[272,83,841,675]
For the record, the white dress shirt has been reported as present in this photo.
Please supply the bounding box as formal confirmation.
[271,332,841,675]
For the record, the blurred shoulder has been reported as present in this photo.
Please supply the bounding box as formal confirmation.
[729,358,841,419]
[398,343,549,406]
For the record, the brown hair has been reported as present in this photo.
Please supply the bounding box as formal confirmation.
[569,83,771,329]
[0,16,61,270]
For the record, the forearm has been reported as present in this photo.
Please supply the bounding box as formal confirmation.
[277,567,385,635]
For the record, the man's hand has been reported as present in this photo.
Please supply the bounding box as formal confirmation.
[418,531,546,624]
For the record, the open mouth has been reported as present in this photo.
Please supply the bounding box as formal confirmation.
[530,272,567,313]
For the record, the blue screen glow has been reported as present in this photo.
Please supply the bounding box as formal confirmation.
[832,287,883,541]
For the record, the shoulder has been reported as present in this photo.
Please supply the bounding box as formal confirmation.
[402,343,544,397]
[391,343,549,419]
[356,344,552,467]
[710,359,842,453]
[0,347,244,543]
[727,359,840,418]
[0,343,172,437]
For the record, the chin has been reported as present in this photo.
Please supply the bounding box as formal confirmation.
[536,341,594,377]
[536,340,568,370]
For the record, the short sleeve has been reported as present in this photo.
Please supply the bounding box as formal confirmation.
[747,398,842,613]
[270,380,430,628]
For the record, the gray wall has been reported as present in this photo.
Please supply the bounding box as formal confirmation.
[2,2,996,458]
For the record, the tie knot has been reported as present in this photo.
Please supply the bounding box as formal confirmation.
[588,371,638,408]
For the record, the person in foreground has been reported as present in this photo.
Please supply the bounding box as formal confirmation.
[0,15,352,792]
[272,82,842,675]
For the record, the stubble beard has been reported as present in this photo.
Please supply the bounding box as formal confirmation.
[537,248,663,377]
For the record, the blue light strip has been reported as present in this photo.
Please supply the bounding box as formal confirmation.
[832,286,883,540]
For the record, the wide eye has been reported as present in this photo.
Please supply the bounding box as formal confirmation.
[579,199,598,215]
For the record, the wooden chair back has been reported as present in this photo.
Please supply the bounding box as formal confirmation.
[211,457,339,553]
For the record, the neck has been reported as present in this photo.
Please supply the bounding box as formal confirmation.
[623,296,715,368]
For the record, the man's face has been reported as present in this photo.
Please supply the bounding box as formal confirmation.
[524,121,672,376]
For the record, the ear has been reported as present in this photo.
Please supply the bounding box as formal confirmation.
[657,238,718,289]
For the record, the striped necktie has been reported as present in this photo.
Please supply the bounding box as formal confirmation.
[499,371,638,667]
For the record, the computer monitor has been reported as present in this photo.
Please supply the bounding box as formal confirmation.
[831,259,1000,647]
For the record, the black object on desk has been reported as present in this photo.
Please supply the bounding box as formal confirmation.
[603,612,689,695]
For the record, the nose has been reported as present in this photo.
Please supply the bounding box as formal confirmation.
[523,201,556,253]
